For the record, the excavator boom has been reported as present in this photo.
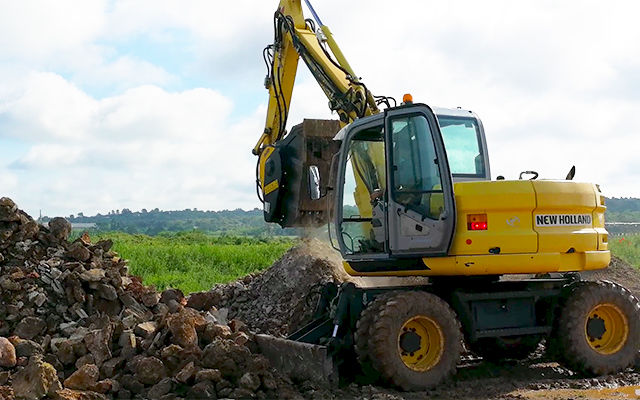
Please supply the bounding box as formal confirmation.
[254,0,391,228]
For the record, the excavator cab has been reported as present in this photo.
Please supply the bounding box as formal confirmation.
[333,104,456,265]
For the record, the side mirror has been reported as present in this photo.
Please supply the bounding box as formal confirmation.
[308,165,321,200]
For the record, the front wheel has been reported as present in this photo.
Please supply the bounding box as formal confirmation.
[553,280,640,375]
[366,291,462,391]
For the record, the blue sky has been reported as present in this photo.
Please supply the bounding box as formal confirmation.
[1,0,640,218]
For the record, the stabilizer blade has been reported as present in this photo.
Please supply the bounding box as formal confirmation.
[255,334,338,387]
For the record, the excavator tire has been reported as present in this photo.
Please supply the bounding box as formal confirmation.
[554,280,640,375]
[354,292,396,382]
[469,335,541,362]
[366,291,462,391]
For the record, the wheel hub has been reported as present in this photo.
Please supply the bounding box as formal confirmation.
[399,331,422,353]
[397,315,444,372]
[586,315,606,340]
[585,303,629,355]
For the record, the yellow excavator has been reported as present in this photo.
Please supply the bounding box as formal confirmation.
[252,0,640,391]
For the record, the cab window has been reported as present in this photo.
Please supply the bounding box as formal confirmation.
[390,115,444,220]
[438,116,484,177]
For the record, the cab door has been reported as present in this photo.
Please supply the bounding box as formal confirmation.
[385,105,456,256]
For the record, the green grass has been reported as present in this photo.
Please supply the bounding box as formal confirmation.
[610,235,640,269]
[83,228,639,294]
[87,231,297,293]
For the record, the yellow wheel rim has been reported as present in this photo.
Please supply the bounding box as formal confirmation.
[584,303,629,355]
[397,315,444,372]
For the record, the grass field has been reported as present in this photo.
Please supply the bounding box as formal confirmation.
[610,235,640,268]
[86,231,297,293]
[81,229,640,295]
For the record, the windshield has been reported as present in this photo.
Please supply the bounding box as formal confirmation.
[438,116,485,177]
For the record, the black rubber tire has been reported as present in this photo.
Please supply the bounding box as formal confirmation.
[545,280,592,360]
[354,293,395,382]
[469,335,541,362]
[367,291,462,391]
[555,280,640,375]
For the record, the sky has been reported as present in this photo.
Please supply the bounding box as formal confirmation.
[1,0,639,218]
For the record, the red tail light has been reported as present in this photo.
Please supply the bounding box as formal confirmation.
[467,214,488,231]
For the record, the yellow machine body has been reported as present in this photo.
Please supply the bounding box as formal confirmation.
[343,180,610,277]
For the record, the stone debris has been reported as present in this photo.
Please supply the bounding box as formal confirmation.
[11,355,62,400]
[0,197,301,399]
[202,240,347,336]
[63,363,99,390]
[0,338,16,368]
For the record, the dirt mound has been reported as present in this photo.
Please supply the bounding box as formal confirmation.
[583,255,640,296]
[204,239,348,336]
[0,197,300,400]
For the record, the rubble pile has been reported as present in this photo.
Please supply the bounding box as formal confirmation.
[205,241,347,336]
[0,198,299,400]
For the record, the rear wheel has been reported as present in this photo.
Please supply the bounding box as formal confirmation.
[366,291,462,391]
[554,280,640,375]
[470,335,541,362]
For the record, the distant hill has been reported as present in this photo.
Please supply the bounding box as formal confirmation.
[37,197,640,237]
[40,208,296,236]
[606,198,640,222]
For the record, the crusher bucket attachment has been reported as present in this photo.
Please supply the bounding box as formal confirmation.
[255,334,338,387]
[262,119,341,227]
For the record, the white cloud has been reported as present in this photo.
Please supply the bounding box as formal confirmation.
[72,56,177,91]
[1,73,260,216]
[0,0,107,60]
[0,170,18,191]
[104,0,273,40]
[0,72,97,141]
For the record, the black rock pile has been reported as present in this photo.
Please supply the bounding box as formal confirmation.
[0,198,301,400]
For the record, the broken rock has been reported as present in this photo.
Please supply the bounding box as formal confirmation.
[13,316,46,340]
[195,368,222,383]
[100,356,125,379]
[160,288,184,306]
[146,377,172,399]
[188,381,216,399]
[175,361,197,383]
[84,326,113,366]
[56,340,77,366]
[239,372,261,392]
[11,355,62,400]
[0,338,16,368]
[134,321,157,339]
[66,242,91,262]
[166,308,199,348]
[48,217,71,241]
[55,388,108,400]
[63,363,99,390]
[135,356,166,385]
[96,283,117,301]
[186,291,219,311]
[79,269,105,282]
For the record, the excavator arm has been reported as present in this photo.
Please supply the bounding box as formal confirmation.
[253,0,378,155]
[255,0,391,227]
